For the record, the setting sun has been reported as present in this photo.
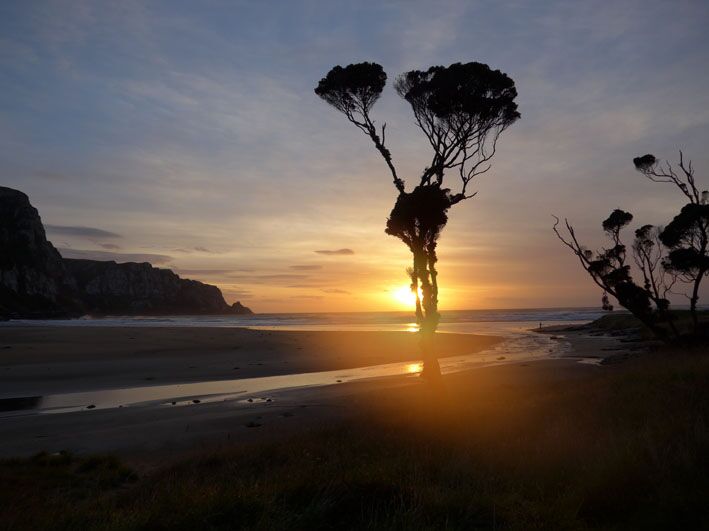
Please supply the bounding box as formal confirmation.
[391,285,422,308]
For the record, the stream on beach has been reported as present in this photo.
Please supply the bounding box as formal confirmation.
[0,308,606,417]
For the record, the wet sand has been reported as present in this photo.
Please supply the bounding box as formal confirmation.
[0,326,502,396]
[536,322,656,363]
[0,326,620,460]
[0,359,597,461]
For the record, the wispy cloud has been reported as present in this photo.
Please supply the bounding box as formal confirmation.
[228,274,309,284]
[315,248,354,255]
[290,264,323,270]
[174,268,244,276]
[322,288,350,294]
[46,225,121,239]
[58,248,172,265]
[221,288,252,299]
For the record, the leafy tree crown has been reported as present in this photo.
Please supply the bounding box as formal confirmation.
[314,62,386,117]
[394,62,520,129]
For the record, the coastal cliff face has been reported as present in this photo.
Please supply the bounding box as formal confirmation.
[0,187,81,317]
[0,187,252,318]
[64,259,245,315]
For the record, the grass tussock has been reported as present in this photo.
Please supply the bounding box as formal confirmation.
[2,348,709,530]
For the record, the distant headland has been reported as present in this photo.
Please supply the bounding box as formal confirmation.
[0,186,252,319]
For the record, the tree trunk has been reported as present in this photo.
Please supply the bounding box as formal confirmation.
[410,259,423,325]
[690,272,703,335]
[412,245,441,381]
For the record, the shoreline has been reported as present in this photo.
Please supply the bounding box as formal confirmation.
[0,323,624,459]
[0,326,502,397]
[535,317,662,364]
[0,326,505,458]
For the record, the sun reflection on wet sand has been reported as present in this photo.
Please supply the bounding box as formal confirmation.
[405,362,423,374]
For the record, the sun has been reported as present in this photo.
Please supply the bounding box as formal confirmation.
[391,285,422,309]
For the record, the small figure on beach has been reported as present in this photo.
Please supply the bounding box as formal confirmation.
[539,322,542,329]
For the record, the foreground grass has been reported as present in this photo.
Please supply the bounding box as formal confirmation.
[3,347,709,530]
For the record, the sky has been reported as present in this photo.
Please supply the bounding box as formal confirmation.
[2,0,709,313]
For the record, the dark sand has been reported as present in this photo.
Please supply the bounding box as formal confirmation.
[0,327,502,395]
[0,327,506,458]
[0,325,623,461]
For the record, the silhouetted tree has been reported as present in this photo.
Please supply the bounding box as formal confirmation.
[554,151,708,341]
[632,224,680,337]
[316,62,519,379]
[634,152,708,333]
[553,210,674,340]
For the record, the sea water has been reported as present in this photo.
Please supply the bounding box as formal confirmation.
[0,307,606,335]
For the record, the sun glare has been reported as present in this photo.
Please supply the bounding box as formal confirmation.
[391,285,422,309]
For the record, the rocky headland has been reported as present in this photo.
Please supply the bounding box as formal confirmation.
[0,186,252,318]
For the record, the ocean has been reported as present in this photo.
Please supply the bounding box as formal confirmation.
[1,307,606,335]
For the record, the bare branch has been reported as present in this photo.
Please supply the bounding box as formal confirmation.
[634,150,701,204]
[315,63,405,193]
[395,62,519,198]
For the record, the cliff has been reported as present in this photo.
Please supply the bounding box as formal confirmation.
[0,187,252,318]
[64,259,246,315]
[0,187,82,318]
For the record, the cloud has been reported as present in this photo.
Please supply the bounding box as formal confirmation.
[289,295,323,300]
[58,248,172,265]
[174,268,243,276]
[174,246,223,254]
[321,288,350,294]
[290,265,323,270]
[314,248,354,255]
[99,243,121,250]
[221,288,252,299]
[46,225,121,239]
[227,273,310,284]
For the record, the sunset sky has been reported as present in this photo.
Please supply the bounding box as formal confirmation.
[2,1,709,313]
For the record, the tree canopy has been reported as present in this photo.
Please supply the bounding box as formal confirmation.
[660,203,709,274]
[385,185,450,252]
[395,62,520,200]
[314,61,520,200]
[315,62,403,192]
[314,62,386,118]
